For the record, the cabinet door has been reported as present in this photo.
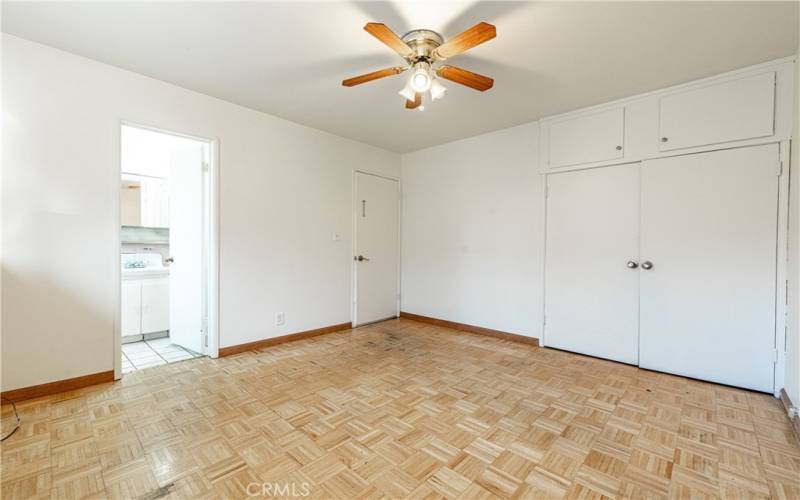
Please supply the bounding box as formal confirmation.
[121,282,141,336]
[658,72,775,151]
[544,163,641,364]
[548,108,625,168]
[141,178,169,228]
[639,145,778,392]
[141,279,170,334]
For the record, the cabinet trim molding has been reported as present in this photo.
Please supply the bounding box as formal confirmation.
[540,56,792,125]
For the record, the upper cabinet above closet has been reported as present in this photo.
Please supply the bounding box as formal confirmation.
[658,71,776,151]
[539,60,793,173]
[547,108,625,169]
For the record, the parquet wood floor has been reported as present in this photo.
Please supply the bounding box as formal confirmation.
[2,318,799,499]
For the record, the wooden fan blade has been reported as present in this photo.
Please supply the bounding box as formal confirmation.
[364,23,414,58]
[405,93,422,109]
[342,67,405,87]
[436,65,494,91]
[433,22,496,60]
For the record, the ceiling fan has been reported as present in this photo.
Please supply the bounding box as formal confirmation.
[342,21,496,110]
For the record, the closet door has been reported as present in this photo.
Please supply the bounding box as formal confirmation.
[545,164,641,364]
[639,144,778,392]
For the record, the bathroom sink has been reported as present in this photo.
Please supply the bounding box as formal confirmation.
[121,253,169,279]
[122,267,169,278]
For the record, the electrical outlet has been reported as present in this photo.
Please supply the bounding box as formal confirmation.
[275,312,285,326]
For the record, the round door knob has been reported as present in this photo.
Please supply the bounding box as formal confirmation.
[661,137,669,143]
[616,145,623,151]
[641,261,653,270]
[626,260,639,269]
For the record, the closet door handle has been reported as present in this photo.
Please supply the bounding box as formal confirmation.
[626,260,638,269]
[641,261,653,270]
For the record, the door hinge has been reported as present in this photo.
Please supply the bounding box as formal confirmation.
[202,318,209,348]
[773,349,780,363]
[202,161,209,173]
[545,183,549,199]
[777,161,783,176]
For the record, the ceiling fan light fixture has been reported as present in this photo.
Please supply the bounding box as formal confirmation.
[398,81,416,101]
[410,62,432,92]
[341,21,496,110]
[429,78,447,101]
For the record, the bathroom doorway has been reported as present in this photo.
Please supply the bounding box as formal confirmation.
[115,123,218,377]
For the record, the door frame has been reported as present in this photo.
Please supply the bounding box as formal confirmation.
[112,121,220,380]
[774,140,790,395]
[351,170,401,327]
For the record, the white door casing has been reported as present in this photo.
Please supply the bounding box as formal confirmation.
[354,172,400,326]
[638,144,779,392]
[544,163,641,364]
[168,146,205,354]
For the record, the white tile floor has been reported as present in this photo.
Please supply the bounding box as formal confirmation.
[121,338,202,373]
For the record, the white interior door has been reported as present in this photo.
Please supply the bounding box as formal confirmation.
[168,146,205,353]
[354,172,399,326]
[639,144,778,392]
[545,164,641,364]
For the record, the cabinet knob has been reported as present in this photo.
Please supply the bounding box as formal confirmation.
[615,145,623,151]
[641,261,654,270]
[661,137,668,143]
[626,260,638,269]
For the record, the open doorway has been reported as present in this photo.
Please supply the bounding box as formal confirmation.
[116,123,217,376]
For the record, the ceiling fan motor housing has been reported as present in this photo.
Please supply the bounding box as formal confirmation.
[401,29,444,62]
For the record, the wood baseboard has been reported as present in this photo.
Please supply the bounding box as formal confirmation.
[2,370,115,403]
[219,322,352,357]
[400,312,539,346]
[779,388,800,444]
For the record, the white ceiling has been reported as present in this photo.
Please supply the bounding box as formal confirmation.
[3,1,798,153]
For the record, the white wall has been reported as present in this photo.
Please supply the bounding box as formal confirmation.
[1,35,399,391]
[400,123,543,338]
